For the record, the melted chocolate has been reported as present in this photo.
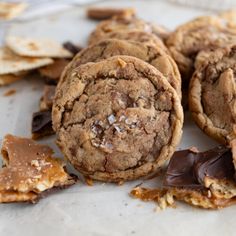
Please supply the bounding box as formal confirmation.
[164,146,235,189]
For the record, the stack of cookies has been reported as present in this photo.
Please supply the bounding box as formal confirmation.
[130,11,236,209]
[52,11,184,182]
[51,8,236,209]
[1,7,236,208]
[165,13,236,151]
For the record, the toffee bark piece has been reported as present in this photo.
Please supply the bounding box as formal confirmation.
[39,85,56,111]
[131,185,236,210]
[87,7,136,20]
[59,39,181,98]
[32,110,54,140]
[189,45,236,145]
[164,146,235,188]
[166,15,236,83]
[88,16,168,45]
[164,146,236,209]
[53,55,183,182]
[38,59,69,83]
[0,134,76,203]
[131,146,236,209]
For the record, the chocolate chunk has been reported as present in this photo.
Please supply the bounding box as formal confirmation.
[164,146,235,189]
[194,146,235,184]
[32,111,54,139]
[164,149,202,188]
[62,42,82,56]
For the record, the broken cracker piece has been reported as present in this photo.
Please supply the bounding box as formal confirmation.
[0,47,53,75]
[0,2,27,20]
[130,185,236,210]
[87,7,136,20]
[130,187,175,210]
[0,134,76,203]
[169,187,236,209]
[6,36,73,58]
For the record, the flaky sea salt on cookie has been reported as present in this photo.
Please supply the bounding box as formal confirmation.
[0,47,53,75]
[53,55,183,182]
[6,36,73,58]
[0,2,27,20]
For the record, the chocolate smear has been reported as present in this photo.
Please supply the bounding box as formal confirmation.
[164,146,235,189]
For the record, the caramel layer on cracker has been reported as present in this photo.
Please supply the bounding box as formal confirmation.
[0,134,76,203]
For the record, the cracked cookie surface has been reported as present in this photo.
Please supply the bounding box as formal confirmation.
[88,16,168,46]
[189,45,236,144]
[166,16,236,83]
[89,30,169,54]
[53,56,183,182]
[59,39,181,98]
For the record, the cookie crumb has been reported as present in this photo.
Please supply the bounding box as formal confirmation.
[85,177,94,186]
[3,89,16,96]
[117,180,124,186]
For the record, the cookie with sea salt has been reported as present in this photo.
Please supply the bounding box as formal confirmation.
[53,55,183,182]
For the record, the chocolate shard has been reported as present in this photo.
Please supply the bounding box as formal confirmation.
[164,146,235,189]
[164,149,203,189]
[32,110,54,140]
[62,42,82,56]
[194,146,235,185]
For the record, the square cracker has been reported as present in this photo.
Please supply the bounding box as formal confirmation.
[6,36,73,58]
[0,47,53,75]
[0,2,27,20]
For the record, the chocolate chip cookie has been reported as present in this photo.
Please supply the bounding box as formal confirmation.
[90,30,169,54]
[166,16,236,83]
[189,45,236,144]
[53,56,183,182]
[88,16,169,45]
[59,39,181,98]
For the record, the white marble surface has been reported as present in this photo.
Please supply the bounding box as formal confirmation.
[0,1,233,236]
